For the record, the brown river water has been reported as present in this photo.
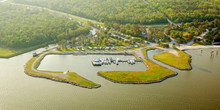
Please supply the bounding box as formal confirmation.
[0,47,219,110]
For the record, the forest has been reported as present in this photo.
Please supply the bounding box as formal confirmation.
[166,19,220,44]
[148,0,220,23]
[0,4,90,49]
[11,0,220,24]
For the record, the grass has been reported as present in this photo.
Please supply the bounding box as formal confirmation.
[25,52,100,88]
[0,48,17,58]
[59,48,77,51]
[98,48,176,83]
[0,43,49,58]
[154,50,191,70]
[192,43,202,46]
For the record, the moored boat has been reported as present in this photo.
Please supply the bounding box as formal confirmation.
[92,58,102,66]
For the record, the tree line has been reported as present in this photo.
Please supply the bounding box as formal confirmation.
[12,0,220,25]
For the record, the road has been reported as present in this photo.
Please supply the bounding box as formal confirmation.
[167,18,180,26]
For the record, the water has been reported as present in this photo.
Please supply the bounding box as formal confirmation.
[0,47,219,110]
[38,55,146,83]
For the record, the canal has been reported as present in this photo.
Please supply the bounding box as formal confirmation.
[0,47,219,109]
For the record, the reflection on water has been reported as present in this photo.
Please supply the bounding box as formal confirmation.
[193,65,212,73]
[0,47,219,110]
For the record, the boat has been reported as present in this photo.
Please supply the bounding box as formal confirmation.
[116,58,119,65]
[130,59,135,65]
[33,52,38,57]
[109,57,113,63]
[92,58,102,66]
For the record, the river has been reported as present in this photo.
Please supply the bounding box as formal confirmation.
[0,47,219,109]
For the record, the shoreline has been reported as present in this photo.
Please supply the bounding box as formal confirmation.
[0,43,54,59]
[97,72,178,84]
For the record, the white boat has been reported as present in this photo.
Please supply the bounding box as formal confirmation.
[92,58,102,66]
[130,59,135,65]
[116,58,119,65]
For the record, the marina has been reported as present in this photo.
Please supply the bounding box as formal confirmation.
[0,0,219,109]
[0,47,219,109]
[92,57,139,66]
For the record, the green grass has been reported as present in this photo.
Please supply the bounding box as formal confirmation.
[25,52,100,88]
[59,48,77,51]
[154,50,191,70]
[0,43,49,58]
[0,48,17,58]
[98,48,176,83]
[192,43,202,46]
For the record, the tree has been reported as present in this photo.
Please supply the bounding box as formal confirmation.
[71,37,75,47]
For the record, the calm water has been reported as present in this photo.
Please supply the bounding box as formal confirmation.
[0,47,219,110]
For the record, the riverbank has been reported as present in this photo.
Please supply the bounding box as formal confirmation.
[154,50,192,70]
[0,44,50,58]
[98,48,177,84]
[25,51,101,89]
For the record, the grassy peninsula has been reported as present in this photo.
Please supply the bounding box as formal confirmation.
[25,52,100,88]
[98,48,177,83]
[154,50,192,70]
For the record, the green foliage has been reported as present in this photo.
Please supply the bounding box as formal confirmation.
[148,0,220,23]
[11,0,167,24]
[0,4,90,49]
[168,19,220,44]
[204,28,220,44]
[148,27,168,42]
[11,0,220,24]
